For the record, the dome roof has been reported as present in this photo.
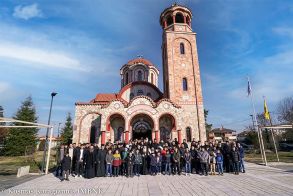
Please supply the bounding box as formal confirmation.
[126,57,155,68]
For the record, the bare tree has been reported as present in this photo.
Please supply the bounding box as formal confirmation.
[277,97,293,124]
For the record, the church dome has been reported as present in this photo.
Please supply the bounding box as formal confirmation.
[120,57,159,88]
[127,57,155,68]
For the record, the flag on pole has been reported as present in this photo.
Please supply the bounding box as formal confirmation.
[264,98,270,120]
[247,79,252,96]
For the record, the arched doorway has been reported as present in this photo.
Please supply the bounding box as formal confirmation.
[159,114,176,142]
[90,115,101,144]
[130,114,154,140]
[109,114,125,142]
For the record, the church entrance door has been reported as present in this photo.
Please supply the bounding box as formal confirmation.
[130,114,153,141]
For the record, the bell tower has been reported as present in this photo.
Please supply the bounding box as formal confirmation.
[160,3,206,141]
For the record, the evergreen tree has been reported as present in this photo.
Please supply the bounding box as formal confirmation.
[0,105,4,127]
[0,106,9,152]
[204,109,212,138]
[60,113,73,145]
[4,96,38,156]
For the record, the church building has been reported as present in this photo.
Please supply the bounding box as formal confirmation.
[73,4,206,145]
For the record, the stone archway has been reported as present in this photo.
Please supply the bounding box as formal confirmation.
[129,114,154,141]
[108,114,125,143]
[90,116,101,144]
[159,114,176,142]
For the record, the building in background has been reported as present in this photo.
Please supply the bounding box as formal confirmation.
[73,4,206,145]
[209,126,237,142]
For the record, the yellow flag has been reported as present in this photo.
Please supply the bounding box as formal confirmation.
[264,99,270,120]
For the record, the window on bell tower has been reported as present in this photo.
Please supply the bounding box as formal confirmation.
[175,13,184,23]
[180,43,185,54]
[166,15,173,26]
[183,77,188,91]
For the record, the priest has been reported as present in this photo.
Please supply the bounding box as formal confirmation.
[96,145,106,177]
[84,145,95,179]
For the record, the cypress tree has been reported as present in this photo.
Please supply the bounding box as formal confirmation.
[60,113,73,145]
[4,96,38,156]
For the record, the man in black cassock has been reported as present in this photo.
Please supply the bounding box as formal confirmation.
[96,145,106,177]
[93,143,99,176]
[84,145,95,179]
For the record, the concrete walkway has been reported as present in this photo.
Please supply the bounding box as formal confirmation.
[2,163,293,196]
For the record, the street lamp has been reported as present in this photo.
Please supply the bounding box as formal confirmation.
[41,92,57,173]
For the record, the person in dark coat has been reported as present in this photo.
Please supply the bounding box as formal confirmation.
[223,141,231,172]
[70,143,76,176]
[182,139,189,149]
[93,144,99,176]
[126,151,135,177]
[61,152,71,181]
[230,146,240,175]
[133,149,142,176]
[179,144,186,172]
[84,145,95,179]
[150,152,157,175]
[96,145,106,177]
[75,144,84,177]
[163,150,172,175]
[237,143,245,173]
[121,148,128,176]
[190,146,197,174]
[172,147,181,175]
[141,149,148,175]
[152,139,159,149]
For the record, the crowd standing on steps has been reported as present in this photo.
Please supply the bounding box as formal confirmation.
[55,138,245,181]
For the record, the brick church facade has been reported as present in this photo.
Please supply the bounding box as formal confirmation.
[73,4,206,145]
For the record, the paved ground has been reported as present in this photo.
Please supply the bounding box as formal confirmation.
[0,174,40,192]
[2,162,293,196]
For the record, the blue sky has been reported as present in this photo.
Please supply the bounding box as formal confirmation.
[1,0,293,135]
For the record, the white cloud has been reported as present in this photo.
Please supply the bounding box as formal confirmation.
[273,27,293,39]
[0,82,10,94]
[0,42,85,71]
[13,3,43,20]
[264,50,293,67]
[40,105,73,111]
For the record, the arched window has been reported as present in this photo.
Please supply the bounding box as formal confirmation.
[186,127,192,142]
[175,13,184,23]
[130,93,134,100]
[137,70,142,81]
[183,78,188,91]
[166,15,173,26]
[137,89,143,96]
[151,73,154,84]
[147,92,151,97]
[125,72,129,84]
[180,43,185,54]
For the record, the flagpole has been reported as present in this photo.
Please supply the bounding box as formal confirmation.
[264,97,280,162]
[247,77,266,165]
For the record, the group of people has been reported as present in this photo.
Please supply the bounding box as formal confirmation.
[56,138,245,181]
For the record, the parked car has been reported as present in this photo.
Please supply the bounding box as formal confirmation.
[241,143,254,151]
[279,143,293,151]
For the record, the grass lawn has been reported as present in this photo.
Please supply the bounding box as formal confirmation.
[245,151,293,163]
[0,150,57,175]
